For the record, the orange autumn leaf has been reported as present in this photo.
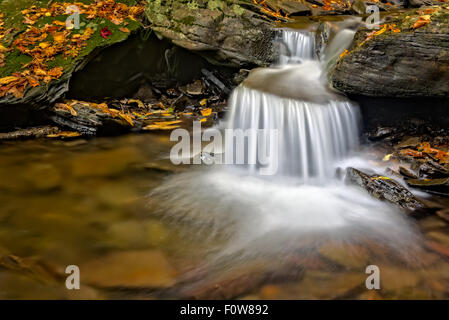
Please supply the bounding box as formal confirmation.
[401,149,425,158]
[201,108,212,116]
[339,49,349,59]
[118,27,130,33]
[412,15,431,29]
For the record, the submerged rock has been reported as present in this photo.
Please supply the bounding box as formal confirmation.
[80,250,177,288]
[331,7,449,97]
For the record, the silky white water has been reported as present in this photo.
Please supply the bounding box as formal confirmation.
[150,28,423,268]
[277,29,316,64]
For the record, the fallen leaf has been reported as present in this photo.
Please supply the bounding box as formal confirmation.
[0,76,18,85]
[201,108,212,116]
[47,131,81,138]
[118,27,130,33]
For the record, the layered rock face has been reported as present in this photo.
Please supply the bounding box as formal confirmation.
[331,7,449,97]
[145,0,276,67]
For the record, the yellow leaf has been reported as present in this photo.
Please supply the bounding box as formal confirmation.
[374,24,387,36]
[0,45,9,52]
[119,113,134,126]
[371,176,391,181]
[200,98,207,106]
[143,124,180,130]
[127,99,145,108]
[339,49,349,59]
[0,76,18,85]
[201,108,212,116]
[47,131,81,138]
[154,120,182,126]
[200,118,207,123]
[119,27,130,33]
[39,42,50,48]
[382,153,393,161]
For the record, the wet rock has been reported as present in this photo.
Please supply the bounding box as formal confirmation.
[21,163,62,191]
[64,285,104,300]
[350,0,367,15]
[106,219,170,250]
[266,0,311,16]
[420,216,448,230]
[80,250,177,288]
[184,80,205,96]
[331,8,449,97]
[405,0,433,8]
[70,147,143,178]
[356,290,383,300]
[367,127,394,141]
[406,177,449,195]
[146,0,276,67]
[50,102,133,136]
[399,166,418,179]
[397,137,421,149]
[345,167,428,214]
[436,209,449,223]
[292,271,365,299]
[417,162,449,179]
[427,231,449,247]
[180,269,269,300]
[319,242,370,270]
[378,265,420,291]
[0,126,59,140]
[426,240,449,258]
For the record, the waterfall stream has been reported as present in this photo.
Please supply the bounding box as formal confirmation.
[226,29,360,181]
[150,27,423,273]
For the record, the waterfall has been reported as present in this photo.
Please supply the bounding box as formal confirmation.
[226,28,360,181]
[150,27,422,270]
[276,29,316,64]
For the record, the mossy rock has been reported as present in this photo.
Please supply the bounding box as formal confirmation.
[0,0,144,108]
[145,0,276,67]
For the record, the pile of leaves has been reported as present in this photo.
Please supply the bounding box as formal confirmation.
[253,0,292,21]
[322,0,351,11]
[0,0,145,99]
[400,142,449,165]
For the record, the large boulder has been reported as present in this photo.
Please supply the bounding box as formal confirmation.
[331,6,449,97]
[145,0,276,67]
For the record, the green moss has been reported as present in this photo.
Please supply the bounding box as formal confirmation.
[208,0,225,11]
[232,4,245,16]
[180,16,195,25]
[186,1,200,10]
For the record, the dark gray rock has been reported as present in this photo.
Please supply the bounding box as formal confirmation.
[345,167,428,213]
[331,9,449,97]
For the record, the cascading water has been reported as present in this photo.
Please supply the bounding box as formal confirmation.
[277,29,316,64]
[150,27,425,284]
[226,31,361,181]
